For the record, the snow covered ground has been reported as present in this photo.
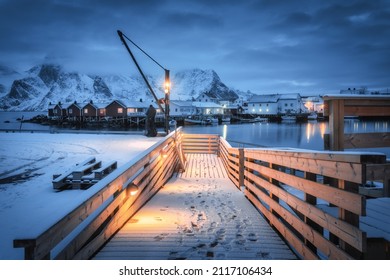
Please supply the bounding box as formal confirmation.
[0,131,160,259]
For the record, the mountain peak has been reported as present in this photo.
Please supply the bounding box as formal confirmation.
[0,64,240,111]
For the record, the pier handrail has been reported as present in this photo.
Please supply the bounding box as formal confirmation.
[13,128,185,260]
[219,137,387,259]
[323,95,390,197]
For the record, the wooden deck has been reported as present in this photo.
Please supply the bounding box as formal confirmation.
[93,154,297,260]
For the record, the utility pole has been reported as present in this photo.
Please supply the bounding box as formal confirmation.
[164,69,170,134]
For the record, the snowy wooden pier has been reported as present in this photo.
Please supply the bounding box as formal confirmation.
[93,153,296,260]
[13,127,390,260]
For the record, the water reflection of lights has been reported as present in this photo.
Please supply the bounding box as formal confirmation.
[320,122,326,139]
[306,122,313,142]
[222,124,227,139]
[306,122,325,142]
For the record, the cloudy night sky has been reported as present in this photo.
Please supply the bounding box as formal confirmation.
[0,0,389,94]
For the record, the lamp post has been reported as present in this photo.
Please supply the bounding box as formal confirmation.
[164,69,170,134]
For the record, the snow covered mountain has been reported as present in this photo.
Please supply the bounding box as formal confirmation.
[0,64,241,111]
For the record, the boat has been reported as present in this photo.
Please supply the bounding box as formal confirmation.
[281,115,296,121]
[307,112,318,121]
[184,115,213,125]
[254,116,268,122]
[206,117,219,125]
[221,116,231,123]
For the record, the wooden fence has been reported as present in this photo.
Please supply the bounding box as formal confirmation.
[323,95,390,197]
[182,133,219,154]
[13,128,184,260]
[219,137,387,259]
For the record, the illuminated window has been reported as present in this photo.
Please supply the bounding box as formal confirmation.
[118,108,123,114]
[84,108,88,114]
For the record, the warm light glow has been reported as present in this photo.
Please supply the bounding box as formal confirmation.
[161,144,169,158]
[320,122,326,139]
[128,184,139,196]
[164,81,170,93]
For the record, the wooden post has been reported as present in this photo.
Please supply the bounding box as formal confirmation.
[269,163,280,224]
[238,148,244,188]
[304,172,323,254]
[338,179,365,259]
[328,99,345,151]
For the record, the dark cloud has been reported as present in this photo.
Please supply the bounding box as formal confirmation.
[0,0,389,94]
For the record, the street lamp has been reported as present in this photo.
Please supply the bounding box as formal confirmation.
[164,69,170,134]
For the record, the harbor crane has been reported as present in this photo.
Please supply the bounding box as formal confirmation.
[117,30,170,134]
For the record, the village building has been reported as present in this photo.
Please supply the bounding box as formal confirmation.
[82,101,109,120]
[302,96,324,113]
[192,101,223,115]
[105,100,128,119]
[278,93,306,115]
[195,92,219,103]
[244,93,308,116]
[67,102,85,121]
[170,100,196,117]
[245,94,279,115]
[47,103,58,118]
[124,100,156,116]
[340,87,368,95]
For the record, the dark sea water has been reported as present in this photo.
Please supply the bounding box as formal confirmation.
[1,111,389,156]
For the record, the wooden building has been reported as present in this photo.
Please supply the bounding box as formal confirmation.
[105,100,128,119]
[82,101,108,120]
[67,102,84,121]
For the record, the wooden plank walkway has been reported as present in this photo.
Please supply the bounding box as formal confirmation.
[93,154,297,260]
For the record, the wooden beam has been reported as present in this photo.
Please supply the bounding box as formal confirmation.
[328,99,344,151]
[344,132,390,149]
[245,150,366,184]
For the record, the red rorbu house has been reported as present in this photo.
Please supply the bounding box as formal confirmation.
[67,102,84,121]
[105,100,127,119]
[82,101,108,121]
[48,102,67,119]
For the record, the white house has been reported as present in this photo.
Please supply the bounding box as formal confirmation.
[302,96,324,113]
[195,92,219,103]
[192,101,223,115]
[278,93,307,114]
[170,100,196,117]
[245,94,280,115]
[245,93,307,115]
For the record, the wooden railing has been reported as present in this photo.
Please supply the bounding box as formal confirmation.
[219,137,387,259]
[13,128,184,259]
[182,133,219,154]
[323,95,390,197]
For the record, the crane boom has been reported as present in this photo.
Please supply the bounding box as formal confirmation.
[117,30,165,113]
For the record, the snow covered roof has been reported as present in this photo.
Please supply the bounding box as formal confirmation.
[192,101,222,108]
[109,100,154,108]
[279,93,301,100]
[248,94,280,103]
[171,100,193,107]
[84,102,111,109]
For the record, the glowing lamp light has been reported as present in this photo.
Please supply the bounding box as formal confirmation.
[161,144,169,158]
[164,81,170,94]
[128,183,139,196]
